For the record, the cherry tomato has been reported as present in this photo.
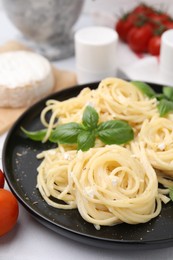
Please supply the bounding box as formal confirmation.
[148,36,161,56]
[128,24,153,53]
[150,12,170,23]
[133,3,154,16]
[0,189,19,236]
[115,16,134,42]
[0,169,5,188]
[163,20,173,30]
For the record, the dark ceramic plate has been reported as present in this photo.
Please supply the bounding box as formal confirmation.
[2,82,173,250]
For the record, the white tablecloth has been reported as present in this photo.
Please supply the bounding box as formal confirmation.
[1,3,173,259]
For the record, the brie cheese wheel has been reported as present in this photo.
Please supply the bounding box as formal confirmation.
[0,51,55,108]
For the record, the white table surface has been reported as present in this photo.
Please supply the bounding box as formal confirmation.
[1,4,173,260]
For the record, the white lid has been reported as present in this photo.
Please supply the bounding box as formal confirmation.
[74,26,118,72]
[160,29,173,73]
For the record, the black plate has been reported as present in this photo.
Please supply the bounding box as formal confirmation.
[3,82,173,250]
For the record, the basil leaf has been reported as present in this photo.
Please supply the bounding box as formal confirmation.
[163,86,173,101]
[97,120,134,145]
[169,187,173,201]
[50,122,82,144]
[21,127,47,141]
[131,81,156,98]
[82,106,99,130]
[77,130,96,151]
[157,99,173,117]
[155,93,165,101]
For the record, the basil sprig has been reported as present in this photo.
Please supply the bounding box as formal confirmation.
[163,87,173,101]
[22,106,134,151]
[49,122,82,144]
[131,81,156,98]
[131,81,173,117]
[21,127,47,141]
[97,120,133,145]
[169,187,173,202]
[157,99,173,117]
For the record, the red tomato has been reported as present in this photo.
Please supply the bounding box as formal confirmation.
[148,36,161,56]
[133,4,154,16]
[150,12,170,23]
[128,24,153,53]
[115,16,134,42]
[163,20,173,30]
[0,189,19,236]
[0,169,5,188]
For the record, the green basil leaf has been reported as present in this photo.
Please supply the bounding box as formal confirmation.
[77,130,96,151]
[131,81,156,98]
[157,99,173,117]
[49,122,82,144]
[82,106,99,130]
[21,127,47,141]
[155,93,165,101]
[169,187,173,201]
[163,86,173,101]
[97,120,134,145]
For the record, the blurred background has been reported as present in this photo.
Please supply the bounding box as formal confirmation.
[0,0,172,84]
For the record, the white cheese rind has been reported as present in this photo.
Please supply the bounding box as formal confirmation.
[0,51,55,108]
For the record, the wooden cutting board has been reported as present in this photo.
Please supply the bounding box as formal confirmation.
[0,40,77,135]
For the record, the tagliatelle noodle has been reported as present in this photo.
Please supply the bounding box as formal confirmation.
[37,144,162,228]
[96,78,158,130]
[37,146,77,209]
[137,115,173,176]
[40,78,158,142]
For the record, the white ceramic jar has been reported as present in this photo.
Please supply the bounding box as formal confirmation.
[75,26,119,84]
[160,29,173,83]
